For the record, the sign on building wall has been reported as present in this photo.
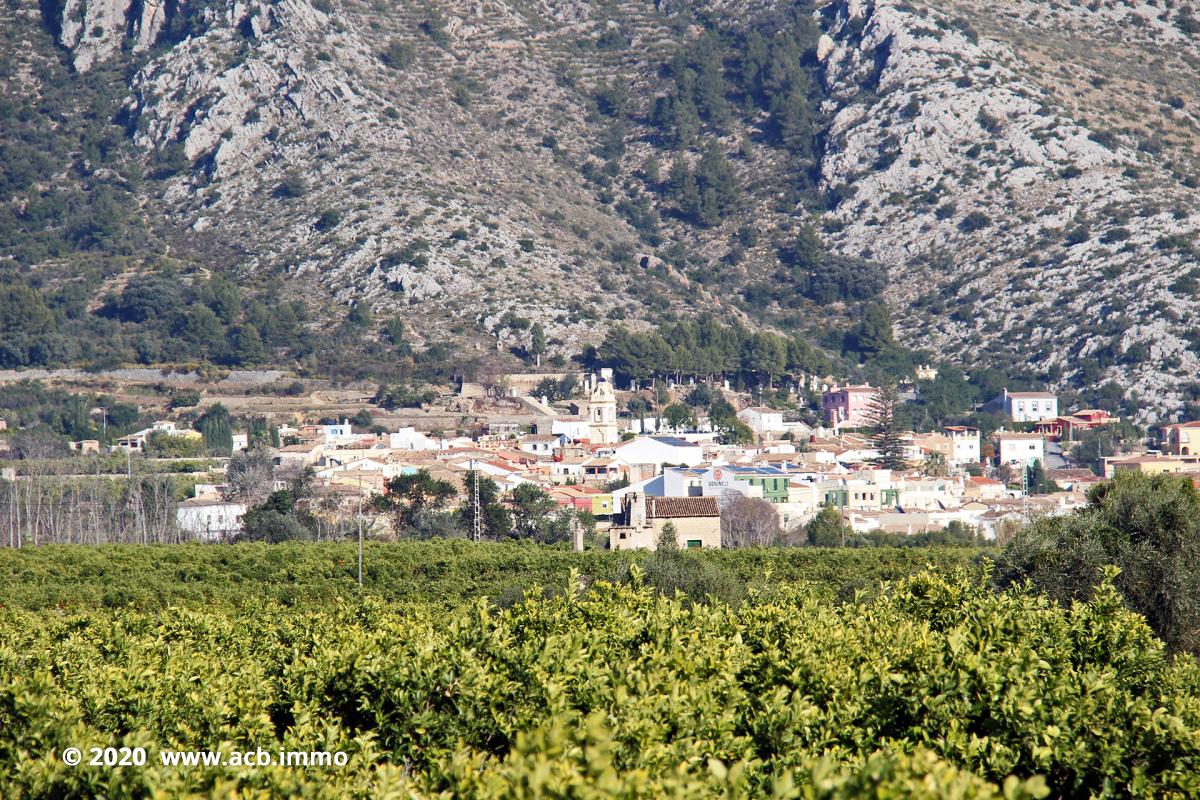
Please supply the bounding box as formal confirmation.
[702,467,748,498]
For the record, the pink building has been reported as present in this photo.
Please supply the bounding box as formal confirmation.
[822,384,878,428]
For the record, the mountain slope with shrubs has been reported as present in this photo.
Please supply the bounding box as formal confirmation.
[2,0,1199,417]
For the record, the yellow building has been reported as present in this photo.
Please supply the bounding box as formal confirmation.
[1160,422,1200,456]
[609,493,721,550]
[1105,454,1198,477]
[591,493,614,517]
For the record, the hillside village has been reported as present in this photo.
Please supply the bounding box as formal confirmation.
[2,364,1182,549]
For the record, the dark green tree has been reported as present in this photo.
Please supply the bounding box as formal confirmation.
[994,472,1200,653]
[791,222,824,271]
[199,274,241,324]
[854,302,895,359]
[657,521,680,552]
[509,483,572,544]
[197,403,233,455]
[866,382,909,470]
[239,490,314,543]
[685,383,715,408]
[0,284,56,367]
[805,503,850,547]
[232,324,266,365]
[669,158,701,221]
[375,469,457,531]
[694,139,738,226]
[529,323,547,367]
[1026,459,1061,494]
[663,402,695,430]
[173,305,226,356]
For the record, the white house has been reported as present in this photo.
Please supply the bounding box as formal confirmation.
[114,421,203,452]
[662,467,708,497]
[613,436,706,468]
[995,432,1045,467]
[999,390,1058,423]
[737,407,784,437]
[388,427,440,451]
[320,420,355,441]
[545,417,592,441]
[517,433,563,456]
[944,426,981,464]
[176,498,247,541]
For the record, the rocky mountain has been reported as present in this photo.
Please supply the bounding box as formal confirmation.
[3,0,1199,419]
[819,0,1200,421]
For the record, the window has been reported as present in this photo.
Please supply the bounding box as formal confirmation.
[686,540,702,549]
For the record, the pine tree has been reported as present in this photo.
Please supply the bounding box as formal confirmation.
[771,84,813,157]
[232,324,266,365]
[866,382,909,470]
[791,222,824,270]
[855,302,895,358]
[641,155,661,186]
[692,34,732,131]
[694,139,738,224]
[669,159,701,222]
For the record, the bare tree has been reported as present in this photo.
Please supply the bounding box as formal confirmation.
[0,467,181,547]
[719,491,780,548]
[227,448,275,505]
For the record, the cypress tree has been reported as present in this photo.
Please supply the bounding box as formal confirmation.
[198,403,234,456]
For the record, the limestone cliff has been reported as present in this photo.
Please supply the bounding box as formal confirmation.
[816,0,1200,420]
[17,0,1200,419]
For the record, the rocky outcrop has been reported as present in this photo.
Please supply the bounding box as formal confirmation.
[134,0,166,52]
[58,0,167,71]
[816,0,1200,421]
[111,0,663,356]
[59,0,130,71]
[31,0,1200,418]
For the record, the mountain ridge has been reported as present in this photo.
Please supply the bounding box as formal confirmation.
[3,0,1200,421]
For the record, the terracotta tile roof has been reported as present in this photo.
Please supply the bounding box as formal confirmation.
[647,496,720,518]
[1112,455,1184,464]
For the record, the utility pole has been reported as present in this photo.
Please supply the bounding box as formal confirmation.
[357,472,363,586]
[1022,460,1029,513]
[472,460,482,543]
